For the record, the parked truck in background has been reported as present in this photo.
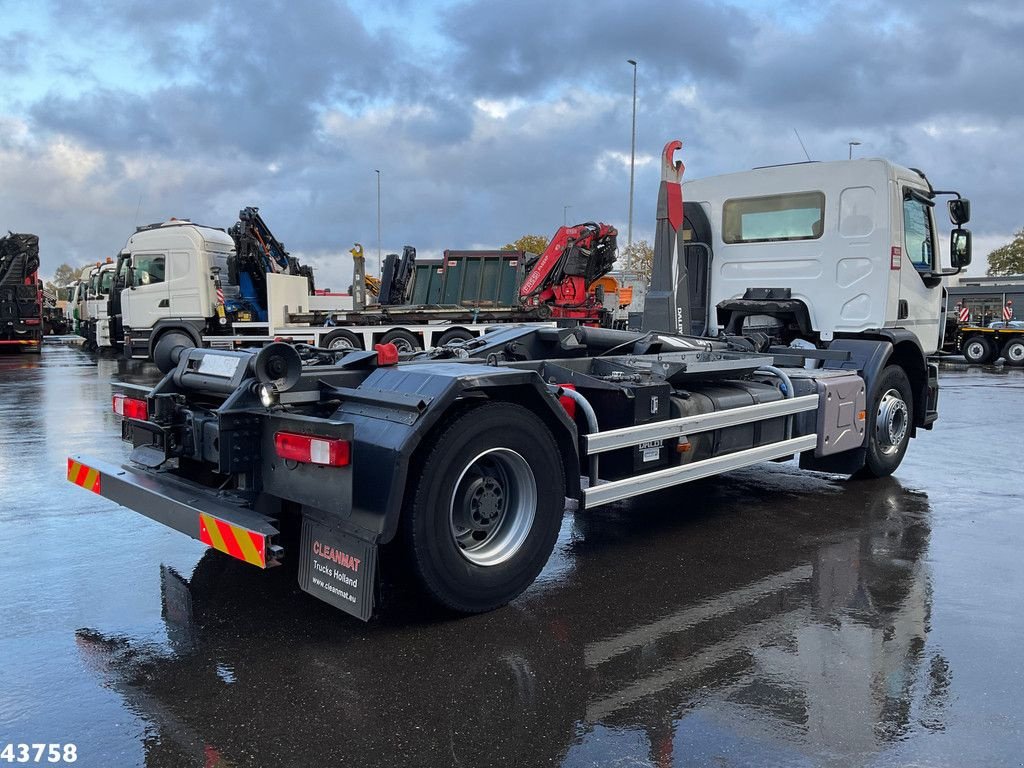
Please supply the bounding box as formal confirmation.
[0,233,43,354]
[67,139,971,622]
[77,260,118,351]
[953,322,1024,366]
[110,211,617,368]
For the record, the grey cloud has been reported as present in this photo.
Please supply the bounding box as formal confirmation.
[442,0,752,96]
[5,0,1024,280]
[0,32,35,74]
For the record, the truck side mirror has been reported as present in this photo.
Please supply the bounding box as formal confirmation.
[950,228,972,269]
[948,198,970,225]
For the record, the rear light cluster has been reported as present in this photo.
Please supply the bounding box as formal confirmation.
[274,431,351,467]
[112,394,148,420]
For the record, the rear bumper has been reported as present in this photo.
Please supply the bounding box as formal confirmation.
[0,323,42,344]
[66,455,281,568]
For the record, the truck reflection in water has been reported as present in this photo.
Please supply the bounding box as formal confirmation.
[75,468,949,768]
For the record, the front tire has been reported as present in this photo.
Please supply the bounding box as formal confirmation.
[403,403,565,613]
[153,331,195,373]
[860,365,913,478]
[961,335,992,364]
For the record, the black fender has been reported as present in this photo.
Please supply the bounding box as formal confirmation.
[833,329,931,430]
[331,363,579,544]
[801,333,931,475]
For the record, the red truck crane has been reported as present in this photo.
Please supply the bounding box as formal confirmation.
[519,222,618,321]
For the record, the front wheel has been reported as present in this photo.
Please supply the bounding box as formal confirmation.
[859,365,914,478]
[403,403,565,613]
[153,331,195,373]
[961,335,992,364]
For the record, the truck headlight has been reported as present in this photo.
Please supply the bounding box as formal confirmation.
[259,384,278,408]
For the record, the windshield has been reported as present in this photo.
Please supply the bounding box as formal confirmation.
[98,270,114,295]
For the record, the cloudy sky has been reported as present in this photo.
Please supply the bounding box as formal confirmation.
[1,0,1021,287]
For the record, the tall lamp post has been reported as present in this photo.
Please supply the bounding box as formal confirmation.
[374,169,382,276]
[627,58,638,247]
[848,140,861,160]
[563,205,572,226]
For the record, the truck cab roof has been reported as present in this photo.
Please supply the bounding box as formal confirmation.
[126,220,234,252]
[683,157,929,200]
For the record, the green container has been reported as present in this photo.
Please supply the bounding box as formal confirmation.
[411,261,444,304]
[439,251,526,307]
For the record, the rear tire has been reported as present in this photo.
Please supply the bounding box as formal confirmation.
[437,328,474,346]
[322,328,363,350]
[1001,338,1024,367]
[403,403,565,613]
[859,365,913,479]
[961,335,992,364]
[380,328,421,353]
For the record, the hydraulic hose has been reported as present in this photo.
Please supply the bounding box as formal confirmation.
[755,365,796,440]
[549,385,600,488]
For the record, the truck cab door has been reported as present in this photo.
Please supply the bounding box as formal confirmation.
[123,251,170,331]
[897,189,942,353]
[166,249,204,318]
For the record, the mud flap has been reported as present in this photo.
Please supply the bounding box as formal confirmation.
[298,516,377,621]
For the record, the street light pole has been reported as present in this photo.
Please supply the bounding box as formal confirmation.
[627,58,638,248]
[848,140,861,160]
[374,169,382,276]
[563,205,571,227]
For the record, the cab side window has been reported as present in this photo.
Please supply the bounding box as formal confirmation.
[133,254,165,286]
[902,195,934,271]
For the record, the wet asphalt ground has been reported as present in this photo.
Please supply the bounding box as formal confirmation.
[1,343,1023,768]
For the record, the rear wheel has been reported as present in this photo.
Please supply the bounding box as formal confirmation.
[961,335,992,364]
[1001,338,1024,367]
[403,403,565,613]
[322,328,363,350]
[437,328,474,346]
[380,328,421,353]
[859,365,913,478]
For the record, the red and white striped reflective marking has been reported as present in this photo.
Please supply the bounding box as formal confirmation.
[1005,305,1014,321]
[958,306,970,323]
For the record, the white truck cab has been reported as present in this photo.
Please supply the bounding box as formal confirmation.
[119,220,235,355]
[115,220,354,367]
[681,158,971,355]
[80,261,117,349]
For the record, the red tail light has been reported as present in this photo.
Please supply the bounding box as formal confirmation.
[274,432,351,467]
[112,394,148,420]
[24,318,41,325]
